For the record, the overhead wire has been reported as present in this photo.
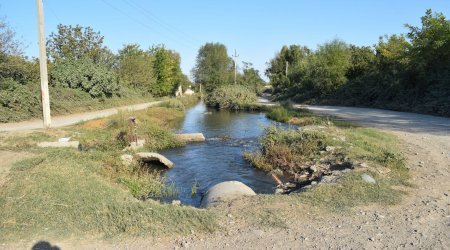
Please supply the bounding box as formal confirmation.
[99,0,196,50]
[123,0,201,46]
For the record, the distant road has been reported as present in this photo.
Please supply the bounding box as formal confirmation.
[0,100,163,132]
[300,105,450,136]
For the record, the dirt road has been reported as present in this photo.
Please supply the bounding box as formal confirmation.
[0,100,163,132]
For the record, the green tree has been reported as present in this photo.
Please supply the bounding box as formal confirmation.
[347,45,377,79]
[192,42,233,92]
[151,46,184,97]
[406,9,450,97]
[47,24,106,63]
[307,39,351,97]
[239,62,265,91]
[117,44,155,90]
[265,45,310,95]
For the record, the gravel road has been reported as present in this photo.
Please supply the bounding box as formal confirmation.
[0,100,162,132]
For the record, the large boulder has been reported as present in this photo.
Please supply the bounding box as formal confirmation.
[200,181,256,208]
[134,152,174,168]
[176,133,206,142]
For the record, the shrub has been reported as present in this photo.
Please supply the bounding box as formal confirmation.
[50,58,120,98]
[266,106,291,122]
[205,85,257,110]
[159,99,185,111]
[0,79,41,122]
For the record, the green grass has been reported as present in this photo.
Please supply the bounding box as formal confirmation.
[247,114,410,211]
[0,148,216,241]
[266,106,291,122]
[0,99,218,242]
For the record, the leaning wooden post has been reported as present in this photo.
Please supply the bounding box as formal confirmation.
[36,0,51,128]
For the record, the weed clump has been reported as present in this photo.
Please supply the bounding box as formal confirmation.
[206,85,258,110]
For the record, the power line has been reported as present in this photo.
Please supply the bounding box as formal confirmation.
[100,0,195,50]
[124,0,201,45]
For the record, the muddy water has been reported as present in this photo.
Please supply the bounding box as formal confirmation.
[158,101,282,207]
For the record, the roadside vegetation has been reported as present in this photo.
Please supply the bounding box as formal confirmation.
[246,105,410,210]
[0,23,192,123]
[192,43,265,110]
[205,85,258,110]
[0,97,218,242]
[266,10,450,117]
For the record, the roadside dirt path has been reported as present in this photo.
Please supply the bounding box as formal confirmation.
[0,100,163,132]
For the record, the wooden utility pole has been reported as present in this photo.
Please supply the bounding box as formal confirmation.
[36,0,51,128]
[232,50,239,84]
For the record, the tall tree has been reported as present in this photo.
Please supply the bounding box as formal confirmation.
[192,42,232,92]
[239,61,265,91]
[47,24,105,63]
[151,46,183,97]
[117,44,155,89]
[0,18,22,58]
[265,45,310,94]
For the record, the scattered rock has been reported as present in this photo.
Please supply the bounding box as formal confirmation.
[37,141,80,149]
[58,137,71,143]
[361,173,376,184]
[120,154,133,166]
[171,200,181,206]
[359,162,369,168]
[176,133,206,142]
[134,152,174,168]
[325,146,335,152]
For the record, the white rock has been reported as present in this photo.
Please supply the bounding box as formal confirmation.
[120,154,133,166]
[361,173,376,184]
[201,181,256,208]
[134,152,174,168]
[176,133,206,142]
[171,200,181,206]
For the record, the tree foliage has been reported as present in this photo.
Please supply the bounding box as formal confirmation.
[193,42,233,92]
[117,44,155,89]
[151,46,183,97]
[47,24,106,63]
[50,58,119,98]
[238,62,265,91]
[267,9,450,116]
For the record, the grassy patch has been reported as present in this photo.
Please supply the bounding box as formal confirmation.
[0,100,217,242]
[12,156,45,171]
[246,116,410,210]
[0,148,216,241]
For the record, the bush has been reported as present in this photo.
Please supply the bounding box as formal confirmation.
[51,58,120,98]
[266,106,291,122]
[0,79,41,122]
[158,99,185,111]
[205,85,257,110]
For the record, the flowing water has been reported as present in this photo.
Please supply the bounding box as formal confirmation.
[159,101,282,207]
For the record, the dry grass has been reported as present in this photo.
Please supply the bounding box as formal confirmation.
[0,97,218,242]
